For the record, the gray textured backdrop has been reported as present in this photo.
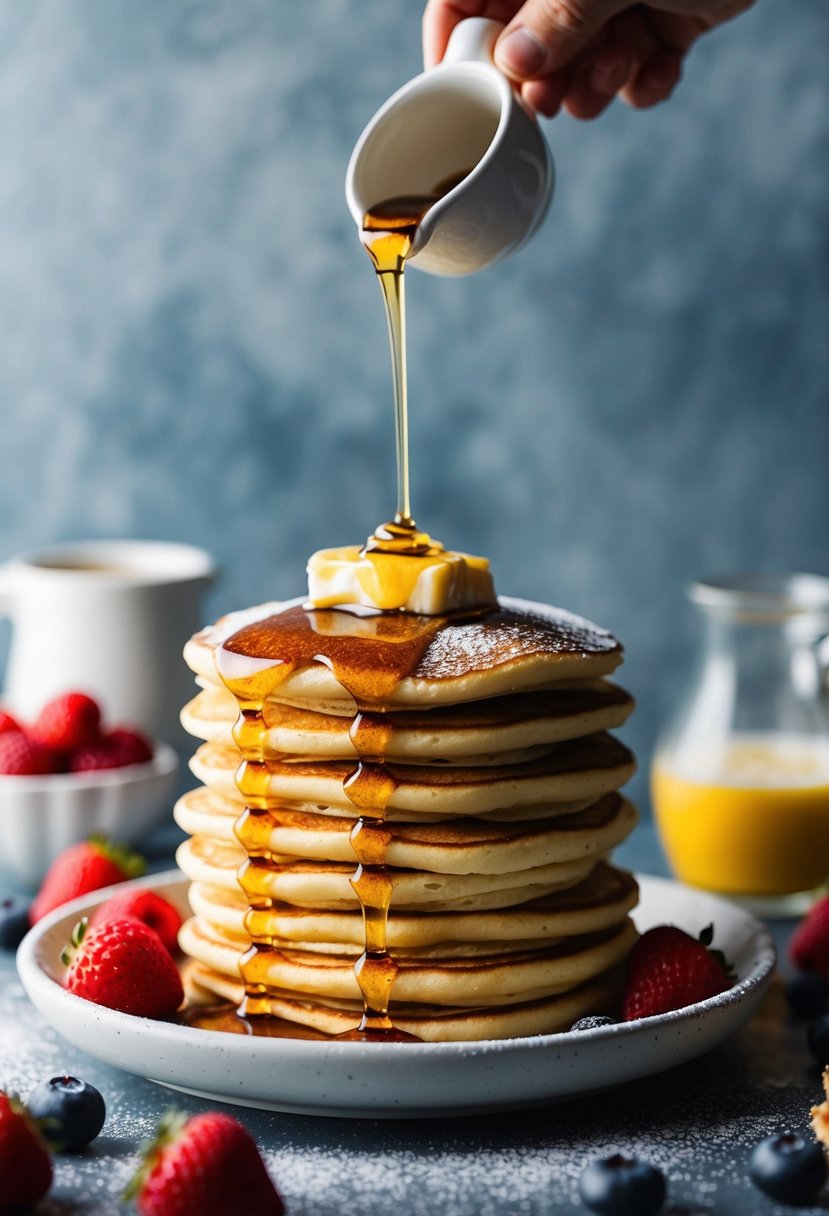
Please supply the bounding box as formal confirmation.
[1,0,827,813]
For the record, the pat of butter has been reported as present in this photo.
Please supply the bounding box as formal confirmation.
[307,545,496,614]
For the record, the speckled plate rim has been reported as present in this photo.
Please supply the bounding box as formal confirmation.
[16,871,776,1119]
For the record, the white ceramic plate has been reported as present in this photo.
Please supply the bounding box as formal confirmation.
[17,871,775,1119]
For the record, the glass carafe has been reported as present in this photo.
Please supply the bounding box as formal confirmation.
[651,574,829,914]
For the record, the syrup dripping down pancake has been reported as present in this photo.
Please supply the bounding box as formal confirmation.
[178,916,636,1007]
[181,680,634,760]
[184,596,623,710]
[185,862,638,948]
[176,595,639,1041]
[174,789,637,875]
[182,960,625,1042]
[188,734,635,818]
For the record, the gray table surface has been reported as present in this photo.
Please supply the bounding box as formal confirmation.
[0,820,824,1216]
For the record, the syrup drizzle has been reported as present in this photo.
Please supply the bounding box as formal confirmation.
[217,604,444,1039]
[213,600,621,1038]
[205,165,578,1040]
[360,171,471,543]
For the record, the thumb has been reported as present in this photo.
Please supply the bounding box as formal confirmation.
[494,0,626,79]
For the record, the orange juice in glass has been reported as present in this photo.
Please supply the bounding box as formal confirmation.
[652,575,829,914]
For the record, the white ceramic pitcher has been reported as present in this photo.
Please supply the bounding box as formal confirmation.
[0,540,215,746]
[346,17,554,277]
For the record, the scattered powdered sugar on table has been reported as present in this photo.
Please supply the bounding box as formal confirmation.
[2,930,827,1215]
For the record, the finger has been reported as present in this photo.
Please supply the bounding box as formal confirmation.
[521,72,570,117]
[422,0,519,68]
[638,8,701,54]
[493,0,629,80]
[620,49,683,107]
[588,42,633,96]
[556,41,631,119]
[423,0,486,69]
[605,6,662,67]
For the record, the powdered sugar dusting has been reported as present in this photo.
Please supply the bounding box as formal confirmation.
[0,916,821,1215]
[414,599,621,683]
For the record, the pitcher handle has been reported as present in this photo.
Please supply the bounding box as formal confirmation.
[441,17,502,67]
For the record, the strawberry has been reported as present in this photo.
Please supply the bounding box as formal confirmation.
[0,729,58,776]
[63,916,183,1018]
[91,889,182,955]
[106,726,154,766]
[622,924,733,1021]
[0,710,21,735]
[0,1090,53,1209]
[126,1111,284,1216]
[31,691,102,752]
[30,836,145,924]
[791,895,829,982]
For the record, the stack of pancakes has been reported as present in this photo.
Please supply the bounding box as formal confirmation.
[175,596,639,1042]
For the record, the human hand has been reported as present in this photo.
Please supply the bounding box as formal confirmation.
[423,0,754,119]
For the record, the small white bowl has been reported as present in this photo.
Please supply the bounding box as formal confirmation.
[0,742,179,888]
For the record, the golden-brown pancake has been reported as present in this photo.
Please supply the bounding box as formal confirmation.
[185,597,624,710]
[176,593,639,1042]
[182,959,624,1042]
[180,680,634,760]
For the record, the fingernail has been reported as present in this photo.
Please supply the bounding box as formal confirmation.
[495,27,548,79]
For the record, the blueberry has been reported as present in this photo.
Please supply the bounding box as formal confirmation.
[571,1016,616,1032]
[27,1076,106,1151]
[786,972,829,1019]
[748,1133,827,1204]
[578,1154,666,1216]
[0,895,31,951]
[808,1015,829,1065]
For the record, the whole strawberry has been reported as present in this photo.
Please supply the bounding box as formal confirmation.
[0,1090,53,1210]
[622,924,733,1021]
[30,836,145,924]
[91,889,182,956]
[0,729,58,776]
[31,691,102,752]
[126,1111,283,1216]
[791,896,829,982]
[63,916,183,1018]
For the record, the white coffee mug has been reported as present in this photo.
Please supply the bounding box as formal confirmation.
[0,540,215,746]
[346,17,554,277]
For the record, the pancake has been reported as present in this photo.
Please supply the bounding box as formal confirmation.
[176,593,639,1042]
[182,959,624,1042]
[175,789,636,874]
[180,680,634,760]
[175,834,602,911]
[186,863,638,948]
[188,734,635,817]
[185,596,624,710]
[178,916,636,1006]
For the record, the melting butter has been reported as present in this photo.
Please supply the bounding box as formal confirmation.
[307,526,495,615]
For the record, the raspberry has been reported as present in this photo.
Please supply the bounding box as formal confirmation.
[31,693,102,753]
[105,727,154,766]
[0,710,21,736]
[69,728,154,773]
[69,745,122,773]
[0,731,57,776]
[790,895,829,982]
